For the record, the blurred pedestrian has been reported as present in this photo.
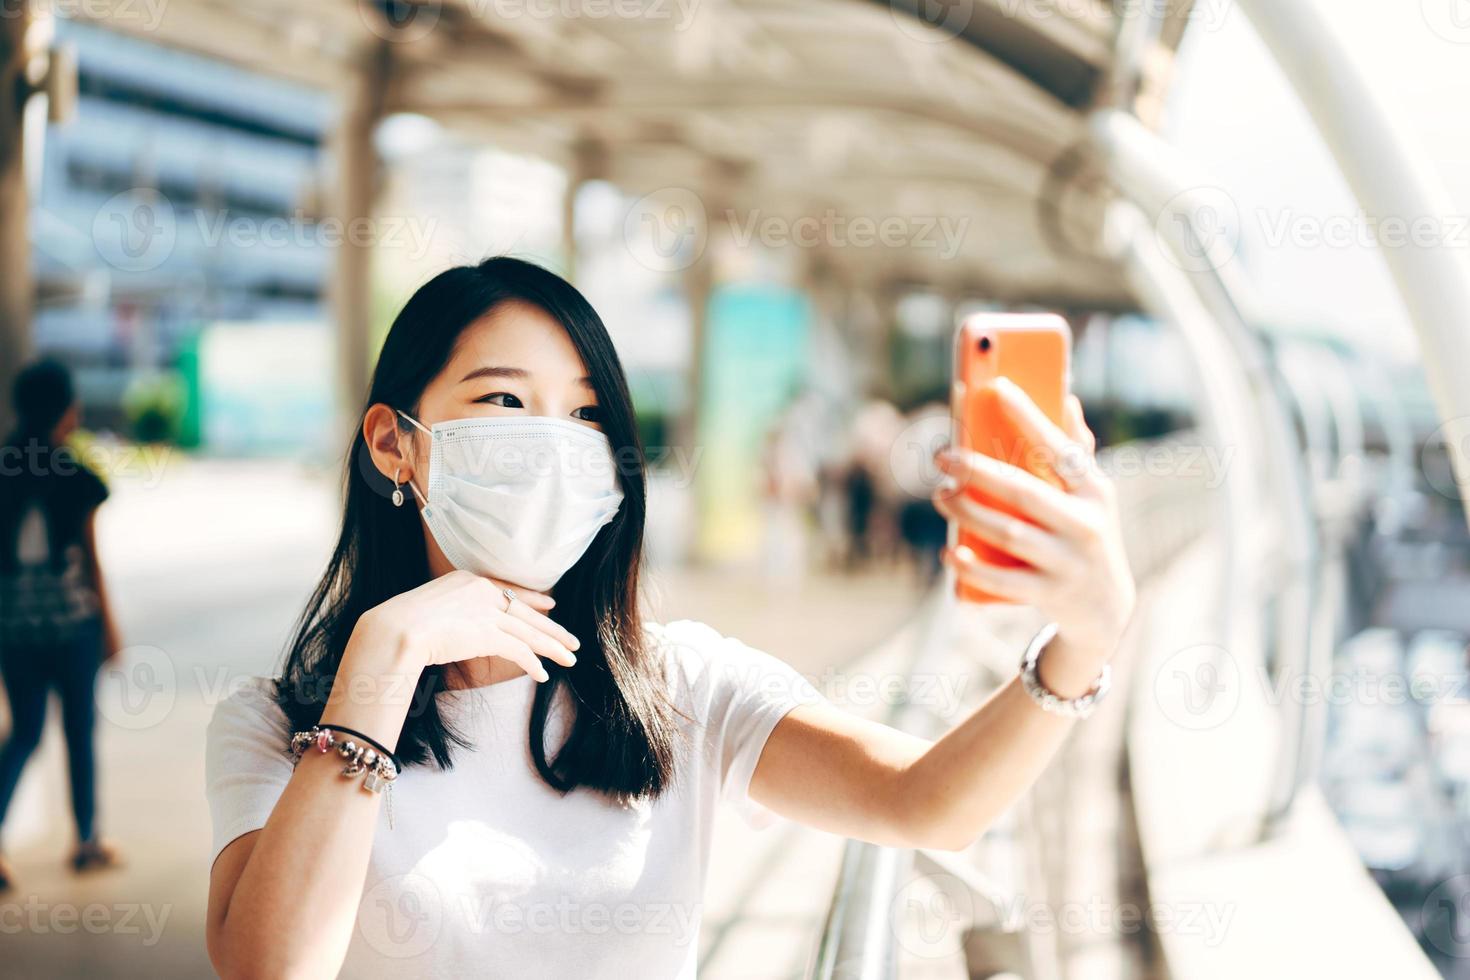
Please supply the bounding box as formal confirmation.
[0,359,124,891]
[849,399,905,565]
[759,403,819,586]
[896,399,950,582]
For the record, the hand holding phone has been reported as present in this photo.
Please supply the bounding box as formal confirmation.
[933,312,1136,678]
[946,313,1071,604]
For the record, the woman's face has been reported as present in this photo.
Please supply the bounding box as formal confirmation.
[395,299,603,577]
[411,299,601,436]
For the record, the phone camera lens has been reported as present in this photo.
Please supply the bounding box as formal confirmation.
[978,336,992,352]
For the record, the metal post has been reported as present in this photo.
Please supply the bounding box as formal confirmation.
[0,6,33,433]
[807,593,954,980]
[1237,0,1470,528]
[1099,200,1260,655]
[1090,108,1324,834]
[329,40,391,445]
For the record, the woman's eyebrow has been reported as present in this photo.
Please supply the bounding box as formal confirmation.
[458,365,595,389]
[459,365,529,383]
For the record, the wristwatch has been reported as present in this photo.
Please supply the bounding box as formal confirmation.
[1019,622,1111,720]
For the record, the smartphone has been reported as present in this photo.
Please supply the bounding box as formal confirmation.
[949,312,1073,604]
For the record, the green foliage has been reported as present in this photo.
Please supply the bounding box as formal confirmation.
[122,372,185,444]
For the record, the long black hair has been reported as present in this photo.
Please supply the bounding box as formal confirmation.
[1,359,89,572]
[276,257,681,802]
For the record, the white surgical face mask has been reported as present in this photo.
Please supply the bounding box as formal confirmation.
[398,411,625,591]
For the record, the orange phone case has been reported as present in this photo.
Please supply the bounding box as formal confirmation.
[950,313,1072,604]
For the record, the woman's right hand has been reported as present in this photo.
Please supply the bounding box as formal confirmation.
[210,568,577,979]
[354,570,580,683]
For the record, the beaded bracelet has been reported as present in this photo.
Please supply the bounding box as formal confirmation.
[288,725,399,828]
[318,724,401,774]
[1018,622,1112,720]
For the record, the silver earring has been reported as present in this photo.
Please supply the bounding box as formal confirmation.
[392,469,405,508]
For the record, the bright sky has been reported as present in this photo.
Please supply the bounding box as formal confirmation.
[1165,0,1470,361]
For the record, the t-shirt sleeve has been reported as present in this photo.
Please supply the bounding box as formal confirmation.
[53,457,108,542]
[654,620,828,827]
[204,677,296,868]
[74,462,109,512]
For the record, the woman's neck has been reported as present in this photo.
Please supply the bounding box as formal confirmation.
[442,654,531,691]
[419,550,538,691]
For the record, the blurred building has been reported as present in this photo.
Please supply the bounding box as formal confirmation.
[30,20,331,433]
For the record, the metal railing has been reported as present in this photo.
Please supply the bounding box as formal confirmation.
[805,433,1219,980]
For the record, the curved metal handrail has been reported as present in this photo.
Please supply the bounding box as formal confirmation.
[805,433,1217,980]
[808,589,953,980]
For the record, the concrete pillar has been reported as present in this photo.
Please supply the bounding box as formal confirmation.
[561,138,605,284]
[329,40,390,437]
[798,251,855,407]
[561,174,579,284]
[0,7,33,434]
[674,243,714,455]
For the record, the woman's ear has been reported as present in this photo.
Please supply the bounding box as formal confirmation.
[363,403,415,485]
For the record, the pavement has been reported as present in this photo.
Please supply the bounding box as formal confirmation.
[0,457,928,979]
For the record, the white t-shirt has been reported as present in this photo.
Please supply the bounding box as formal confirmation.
[204,619,826,979]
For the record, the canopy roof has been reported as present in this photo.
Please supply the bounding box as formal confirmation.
[84,0,1196,309]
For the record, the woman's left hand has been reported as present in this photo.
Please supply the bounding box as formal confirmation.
[932,378,1136,676]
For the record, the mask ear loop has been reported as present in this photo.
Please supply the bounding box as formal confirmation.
[396,409,432,436]
[395,410,432,506]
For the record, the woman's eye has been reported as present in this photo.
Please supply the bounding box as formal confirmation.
[477,392,524,408]
[572,405,602,423]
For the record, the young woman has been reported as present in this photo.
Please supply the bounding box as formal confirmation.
[0,360,125,891]
[204,257,1134,978]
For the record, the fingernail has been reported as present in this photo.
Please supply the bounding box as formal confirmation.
[566,653,577,666]
[569,636,581,651]
[537,669,551,682]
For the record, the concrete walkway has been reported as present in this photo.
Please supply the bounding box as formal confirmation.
[0,458,927,978]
